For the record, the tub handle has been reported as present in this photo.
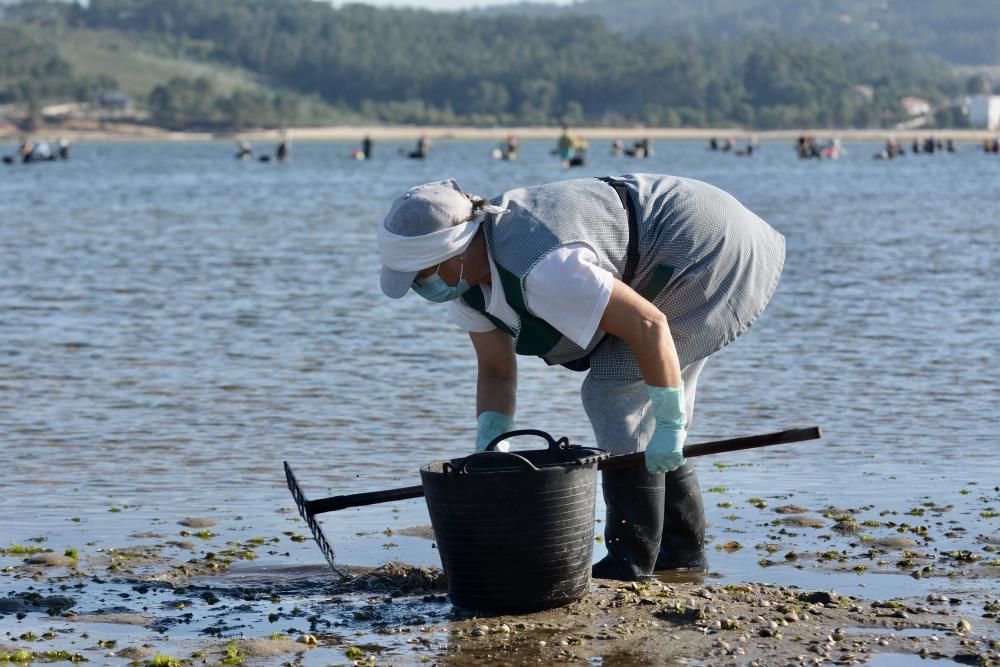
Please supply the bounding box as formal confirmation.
[445,451,541,475]
[484,428,569,453]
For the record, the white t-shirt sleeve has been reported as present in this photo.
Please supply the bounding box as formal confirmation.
[523,244,615,348]
[448,298,497,333]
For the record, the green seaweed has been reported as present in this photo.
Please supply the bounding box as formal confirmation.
[40,651,87,663]
[220,641,243,665]
[1,544,50,556]
[0,649,33,664]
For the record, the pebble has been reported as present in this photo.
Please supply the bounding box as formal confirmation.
[24,553,77,567]
[957,619,972,633]
[874,536,917,549]
[178,517,217,528]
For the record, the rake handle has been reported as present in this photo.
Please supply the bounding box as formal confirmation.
[598,426,822,471]
[307,484,425,514]
[303,426,821,516]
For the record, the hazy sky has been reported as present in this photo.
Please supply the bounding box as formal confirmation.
[335,0,575,9]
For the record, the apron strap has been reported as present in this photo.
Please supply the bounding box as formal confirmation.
[559,178,641,372]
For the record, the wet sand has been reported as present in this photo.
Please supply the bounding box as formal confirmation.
[2,493,998,666]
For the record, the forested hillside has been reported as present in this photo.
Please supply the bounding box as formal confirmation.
[0,23,112,107]
[488,0,1000,66]
[0,0,971,130]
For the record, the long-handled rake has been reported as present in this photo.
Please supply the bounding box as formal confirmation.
[285,425,821,574]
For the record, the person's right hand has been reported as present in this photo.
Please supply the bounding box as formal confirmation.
[475,411,516,453]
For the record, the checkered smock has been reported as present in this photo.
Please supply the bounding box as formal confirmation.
[466,174,785,381]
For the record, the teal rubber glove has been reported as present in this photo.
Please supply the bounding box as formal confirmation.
[475,411,516,453]
[645,385,688,473]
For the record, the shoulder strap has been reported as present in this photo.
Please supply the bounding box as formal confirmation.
[597,176,639,285]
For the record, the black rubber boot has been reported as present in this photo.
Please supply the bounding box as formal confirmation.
[654,462,708,571]
[591,466,665,581]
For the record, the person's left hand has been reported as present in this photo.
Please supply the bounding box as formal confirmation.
[644,423,686,473]
[644,384,687,473]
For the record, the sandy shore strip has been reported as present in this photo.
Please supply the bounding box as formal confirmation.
[2,119,998,143]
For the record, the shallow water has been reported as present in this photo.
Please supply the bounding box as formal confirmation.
[1,139,998,660]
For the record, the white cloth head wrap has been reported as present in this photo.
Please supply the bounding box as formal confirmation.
[377,177,507,298]
[378,206,505,272]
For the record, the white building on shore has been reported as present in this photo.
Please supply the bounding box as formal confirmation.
[969,95,1000,130]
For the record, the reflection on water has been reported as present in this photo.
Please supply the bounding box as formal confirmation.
[1,140,997,598]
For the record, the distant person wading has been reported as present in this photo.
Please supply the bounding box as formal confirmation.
[377,175,786,580]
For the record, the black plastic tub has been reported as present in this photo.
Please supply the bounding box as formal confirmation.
[420,430,607,613]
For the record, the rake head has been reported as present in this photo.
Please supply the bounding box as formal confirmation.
[284,461,347,578]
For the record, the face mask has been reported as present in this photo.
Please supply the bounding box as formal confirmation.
[412,256,470,303]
